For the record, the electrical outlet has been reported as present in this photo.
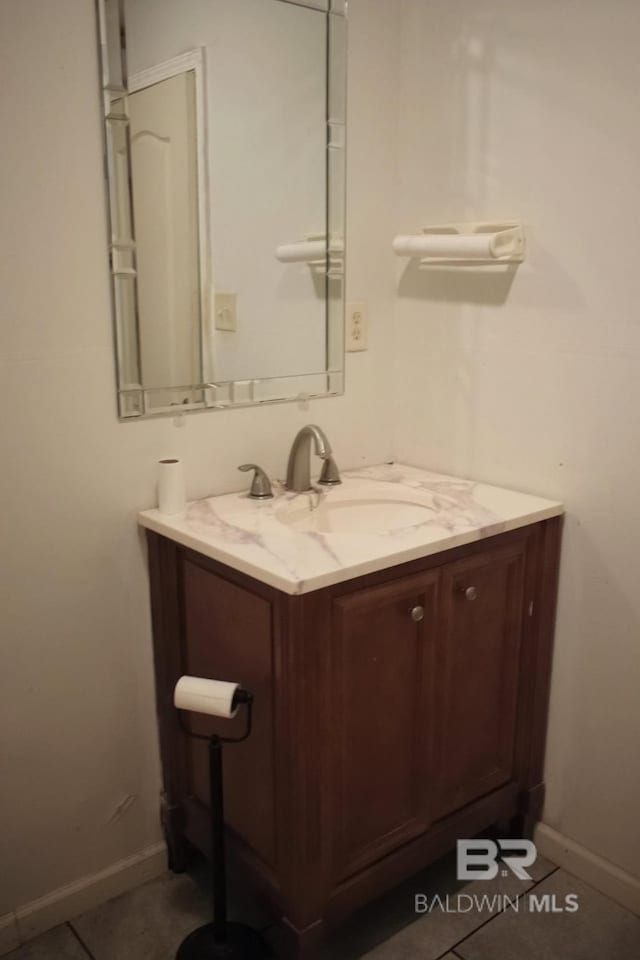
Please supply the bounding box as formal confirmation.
[346,302,368,352]
[215,292,237,332]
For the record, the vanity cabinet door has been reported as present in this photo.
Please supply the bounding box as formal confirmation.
[432,542,526,821]
[329,572,439,882]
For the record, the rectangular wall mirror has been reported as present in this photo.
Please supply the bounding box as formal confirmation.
[98,0,347,419]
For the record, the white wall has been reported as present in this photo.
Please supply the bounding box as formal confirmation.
[0,0,397,931]
[392,0,640,883]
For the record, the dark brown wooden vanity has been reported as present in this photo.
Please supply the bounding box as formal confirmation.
[146,514,561,958]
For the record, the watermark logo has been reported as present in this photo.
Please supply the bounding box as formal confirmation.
[414,891,580,915]
[457,839,537,881]
[414,840,580,915]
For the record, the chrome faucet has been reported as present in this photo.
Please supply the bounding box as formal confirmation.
[285,424,341,493]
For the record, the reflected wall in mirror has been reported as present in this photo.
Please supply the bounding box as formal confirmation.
[99,0,347,418]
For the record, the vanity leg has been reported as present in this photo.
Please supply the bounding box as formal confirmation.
[496,814,515,838]
[274,917,325,960]
[506,783,545,841]
[161,797,192,873]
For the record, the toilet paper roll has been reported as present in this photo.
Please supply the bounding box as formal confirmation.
[157,458,186,515]
[174,676,240,719]
[393,233,500,260]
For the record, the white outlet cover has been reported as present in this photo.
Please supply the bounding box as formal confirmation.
[215,292,237,332]
[347,302,368,352]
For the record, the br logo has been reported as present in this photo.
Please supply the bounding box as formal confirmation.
[457,839,537,881]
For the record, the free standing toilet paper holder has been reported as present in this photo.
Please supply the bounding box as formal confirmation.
[174,680,273,959]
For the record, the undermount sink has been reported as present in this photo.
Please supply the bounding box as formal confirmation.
[276,493,435,534]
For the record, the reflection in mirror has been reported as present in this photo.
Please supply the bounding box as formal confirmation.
[99,0,346,418]
[129,66,202,397]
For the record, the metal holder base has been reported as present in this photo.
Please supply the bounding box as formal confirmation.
[176,921,272,959]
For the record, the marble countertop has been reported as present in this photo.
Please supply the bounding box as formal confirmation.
[138,463,563,595]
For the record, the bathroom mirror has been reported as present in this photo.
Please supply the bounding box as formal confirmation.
[98,0,346,418]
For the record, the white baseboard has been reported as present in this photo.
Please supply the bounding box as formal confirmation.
[1,841,167,956]
[0,914,19,956]
[535,822,640,916]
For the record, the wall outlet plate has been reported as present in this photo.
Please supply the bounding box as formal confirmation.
[346,302,368,352]
[215,292,237,332]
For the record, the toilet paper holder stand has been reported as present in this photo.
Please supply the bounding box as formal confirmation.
[175,688,273,959]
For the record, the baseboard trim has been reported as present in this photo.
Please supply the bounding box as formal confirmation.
[0,914,19,956]
[535,822,640,916]
[2,841,167,955]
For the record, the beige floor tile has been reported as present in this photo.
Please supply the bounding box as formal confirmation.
[456,870,640,960]
[71,873,208,960]
[5,925,89,960]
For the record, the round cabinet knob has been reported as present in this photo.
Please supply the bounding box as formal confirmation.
[464,586,479,601]
[410,605,425,622]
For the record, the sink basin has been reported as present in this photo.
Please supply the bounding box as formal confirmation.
[276,495,434,534]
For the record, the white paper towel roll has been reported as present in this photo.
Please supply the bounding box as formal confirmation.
[157,458,186,515]
[174,676,240,719]
[393,233,500,260]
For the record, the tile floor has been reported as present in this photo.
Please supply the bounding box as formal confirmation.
[6,851,640,960]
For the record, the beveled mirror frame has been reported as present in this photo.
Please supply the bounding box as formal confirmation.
[97,0,347,419]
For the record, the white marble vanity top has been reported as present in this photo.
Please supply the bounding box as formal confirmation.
[138,463,563,595]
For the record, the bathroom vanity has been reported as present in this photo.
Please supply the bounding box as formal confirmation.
[140,464,563,958]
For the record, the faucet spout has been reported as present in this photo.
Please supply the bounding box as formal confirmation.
[286,424,339,493]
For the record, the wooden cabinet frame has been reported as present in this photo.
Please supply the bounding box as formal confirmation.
[146,516,562,958]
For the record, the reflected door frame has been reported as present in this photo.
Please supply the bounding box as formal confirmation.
[129,48,212,385]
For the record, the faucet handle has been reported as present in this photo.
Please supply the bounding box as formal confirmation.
[318,455,342,486]
[238,464,274,500]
